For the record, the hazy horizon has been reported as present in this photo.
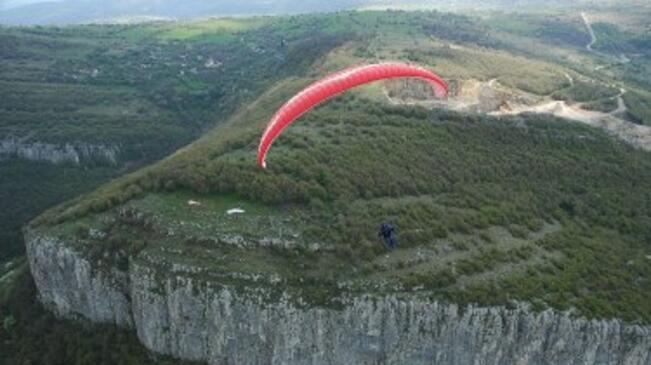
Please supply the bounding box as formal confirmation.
[0,0,624,26]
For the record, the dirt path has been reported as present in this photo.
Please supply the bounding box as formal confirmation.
[488,78,499,88]
[383,71,648,150]
[611,88,627,116]
[0,258,19,285]
[581,11,631,67]
[489,14,649,150]
[0,269,15,284]
[581,12,597,52]
[491,96,651,150]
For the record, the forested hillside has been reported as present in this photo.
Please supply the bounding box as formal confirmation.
[25,9,651,322]
[0,16,349,262]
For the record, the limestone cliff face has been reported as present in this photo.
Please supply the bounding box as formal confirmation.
[0,139,119,164]
[25,232,132,326]
[26,231,651,365]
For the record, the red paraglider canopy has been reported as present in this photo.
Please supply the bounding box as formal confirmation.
[257,62,448,168]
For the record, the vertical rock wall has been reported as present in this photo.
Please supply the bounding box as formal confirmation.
[26,232,651,365]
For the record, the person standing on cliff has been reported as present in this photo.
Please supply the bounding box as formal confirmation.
[379,222,397,250]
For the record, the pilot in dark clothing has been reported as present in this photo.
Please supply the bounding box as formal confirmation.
[379,223,397,250]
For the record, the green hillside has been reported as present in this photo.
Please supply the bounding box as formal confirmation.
[34,72,651,322]
[0,15,349,262]
[4,5,650,264]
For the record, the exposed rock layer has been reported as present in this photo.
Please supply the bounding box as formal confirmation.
[26,231,651,365]
[0,139,119,164]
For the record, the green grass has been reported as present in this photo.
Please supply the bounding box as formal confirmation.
[551,80,619,103]
[592,21,651,55]
[582,97,619,113]
[123,191,294,242]
[158,17,270,41]
[484,12,590,48]
[623,88,651,125]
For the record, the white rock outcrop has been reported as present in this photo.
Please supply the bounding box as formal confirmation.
[0,139,119,164]
[26,231,651,365]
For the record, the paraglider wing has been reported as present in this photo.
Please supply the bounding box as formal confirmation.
[257,62,448,168]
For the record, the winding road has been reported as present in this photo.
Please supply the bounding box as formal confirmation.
[486,10,651,151]
[580,12,597,52]
[579,13,629,118]
[385,14,650,150]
